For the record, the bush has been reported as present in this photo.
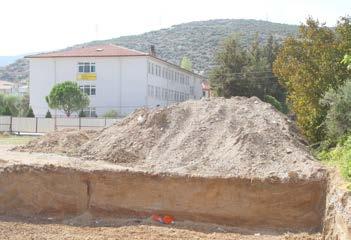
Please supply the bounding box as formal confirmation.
[26,107,35,118]
[103,110,118,118]
[2,106,12,116]
[45,110,52,118]
[321,80,351,142]
[318,135,351,185]
[78,110,86,118]
[264,95,285,113]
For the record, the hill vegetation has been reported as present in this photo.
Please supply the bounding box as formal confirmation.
[0,19,298,83]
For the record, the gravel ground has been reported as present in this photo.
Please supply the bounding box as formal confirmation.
[0,216,321,240]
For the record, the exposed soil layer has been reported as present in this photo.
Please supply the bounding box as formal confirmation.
[0,148,326,233]
[322,171,351,240]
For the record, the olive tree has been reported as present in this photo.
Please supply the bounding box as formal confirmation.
[46,81,89,117]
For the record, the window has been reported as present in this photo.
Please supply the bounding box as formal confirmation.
[190,86,195,95]
[155,87,161,99]
[79,84,96,96]
[148,85,155,97]
[82,107,97,117]
[91,85,96,95]
[175,91,180,102]
[175,72,179,82]
[78,62,95,73]
[185,76,190,85]
[158,65,161,76]
[180,93,185,101]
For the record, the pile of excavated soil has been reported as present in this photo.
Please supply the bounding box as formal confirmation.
[14,129,97,155]
[17,97,326,180]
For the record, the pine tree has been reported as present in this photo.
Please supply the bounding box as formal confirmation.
[45,110,52,118]
[2,106,12,116]
[26,107,35,118]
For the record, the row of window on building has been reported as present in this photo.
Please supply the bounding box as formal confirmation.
[78,62,96,73]
[148,62,190,85]
[148,85,190,102]
[79,84,96,95]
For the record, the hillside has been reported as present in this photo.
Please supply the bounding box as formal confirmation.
[0,55,23,67]
[0,19,298,82]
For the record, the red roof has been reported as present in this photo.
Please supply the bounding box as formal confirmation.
[26,44,148,58]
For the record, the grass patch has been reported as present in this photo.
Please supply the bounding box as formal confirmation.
[317,136,351,190]
[0,134,36,146]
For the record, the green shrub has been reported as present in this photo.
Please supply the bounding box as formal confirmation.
[318,135,351,184]
[103,110,118,118]
[26,107,35,118]
[78,110,86,118]
[264,95,285,113]
[2,106,12,116]
[45,110,52,118]
[321,79,351,142]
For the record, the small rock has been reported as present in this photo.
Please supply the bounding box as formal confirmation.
[137,116,145,124]
[286,148,293,154]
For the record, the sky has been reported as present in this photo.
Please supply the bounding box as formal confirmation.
[0,0,350,56]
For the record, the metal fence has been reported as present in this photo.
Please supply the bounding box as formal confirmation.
[0,116,119,133]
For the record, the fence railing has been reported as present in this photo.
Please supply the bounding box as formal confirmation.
[0,116,119,134]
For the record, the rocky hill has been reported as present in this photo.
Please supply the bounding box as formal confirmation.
[0,19,298,83]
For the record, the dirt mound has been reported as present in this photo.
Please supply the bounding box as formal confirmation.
[15,129,97,155]
[79,97,324,180]
[17,97,326,180]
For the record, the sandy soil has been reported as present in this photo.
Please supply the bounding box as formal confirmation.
[0,216,321,240]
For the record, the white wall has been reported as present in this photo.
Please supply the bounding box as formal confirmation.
[29,56,148,117]
[146,57,204,108]
[29,56,205,117]
[29,58,56,116]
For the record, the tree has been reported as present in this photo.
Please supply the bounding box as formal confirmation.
[209,35,250,97]
[103,110,118,118]
[46,81,89,117]
[17,94,30,117]
[0,94,6,115]
[180,57,193,71]
[2,106,12,116]
[210,34,285,102]
[26,107,35,118]
[3,95,20,116]
[321,80,351,141]
[45,110,52,118]
[342,54,351,70]
[273,18,350,142]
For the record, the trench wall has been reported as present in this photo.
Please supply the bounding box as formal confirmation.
[0,166,326,232]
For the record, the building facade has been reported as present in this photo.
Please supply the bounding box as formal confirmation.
[27,44,205,117]
[0,80,15,94]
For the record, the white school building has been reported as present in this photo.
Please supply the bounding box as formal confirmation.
[26,44,206,117]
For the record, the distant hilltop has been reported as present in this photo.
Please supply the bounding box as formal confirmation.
[0,19,298,83]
